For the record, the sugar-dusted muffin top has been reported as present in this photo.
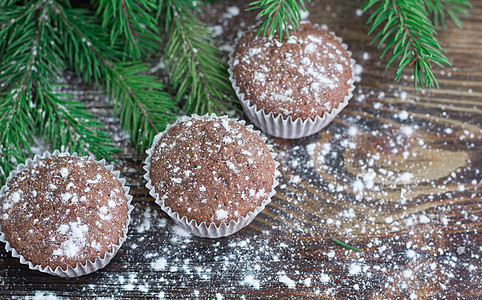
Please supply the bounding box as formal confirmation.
[232,22,353,120]
[0,155,128,270]
[149,117,276,226]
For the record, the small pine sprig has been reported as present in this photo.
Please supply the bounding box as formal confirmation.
[362,0,452,90]
[0,1,116,184]
[53,2,177,153]
[248,0,310,42]
[161,0,238,116]
[422,0,472,29]
[92,0,162,60]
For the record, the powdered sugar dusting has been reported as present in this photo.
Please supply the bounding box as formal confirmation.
[278,273,296,288]
[215,209,228,220]
[150,116,275,226]
[1,2,479,298]
[234,23,353,119]
[0,155,128,267]
[53,222,89,257]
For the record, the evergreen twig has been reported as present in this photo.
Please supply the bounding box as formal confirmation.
[161,0,238,116]
[0,1,116,184]
[53,3,177,153]
[248,0,310,42]
[362,0,452,90]
[92,0,162,60]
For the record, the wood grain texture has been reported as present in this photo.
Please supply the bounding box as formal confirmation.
[0,0,481,299]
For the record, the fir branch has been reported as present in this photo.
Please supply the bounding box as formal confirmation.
[0,90,35,182]
[422,0,471,29]
[248,0,309,42]
[162,0,238,116]
[0,3,45,182]
[36,87,118,160]
[92,0,162,60]
[53,3,176,153]
[0,1,116,184]
[362,0,451,90]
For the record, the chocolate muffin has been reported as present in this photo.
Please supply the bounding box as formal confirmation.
[230,22,355,138]
[145,115,278,237]
[0,153,131,276]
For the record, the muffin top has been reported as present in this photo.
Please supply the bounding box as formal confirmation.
[232,22,353,120]
[0,155,128,270]
[149,116,276,226]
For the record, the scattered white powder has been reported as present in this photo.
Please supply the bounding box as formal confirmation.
[349,263,362,275]
[291,175,301,183]
[397,172,414,183]
[151,257,167,271]
[403,269,413,279]
[254,72,266,82]
[400,125,414,136]
[242,275,260,289]
[60,167,69,178]
[215,209,228,220]
[137,206,152,233]
[348,127,358,136]
[320,273,330,283]
[11,191,20,203]
[58,224,69,234]
[172,225,191,237]
[27,291,59,300]
[352,179,364,192]
[398,110,409,120]
[407,249,416,259]
[210,25,223,37]
[61,193,72,203]
[278,274,296,288]
[225,6,239,17]
[419,215,431,224]
[52,222,89,257]
[300,9,310,20]
[225,161,239,173]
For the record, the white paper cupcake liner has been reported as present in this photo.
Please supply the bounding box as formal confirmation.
[0,150,134,277]
[228,22,356,139]
[144,114,280,238]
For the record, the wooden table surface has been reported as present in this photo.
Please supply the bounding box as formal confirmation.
[1,0,481,299]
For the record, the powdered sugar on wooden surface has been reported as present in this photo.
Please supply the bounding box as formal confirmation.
[0,1,480,299]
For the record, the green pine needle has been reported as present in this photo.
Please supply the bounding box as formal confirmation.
[329,237,362,252]
[162,0,238,116]
[422,0,472,29]
[249,0,310,42]
[362,0,453,90]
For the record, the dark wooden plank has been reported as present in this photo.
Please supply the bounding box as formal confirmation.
[0,0,481,299]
